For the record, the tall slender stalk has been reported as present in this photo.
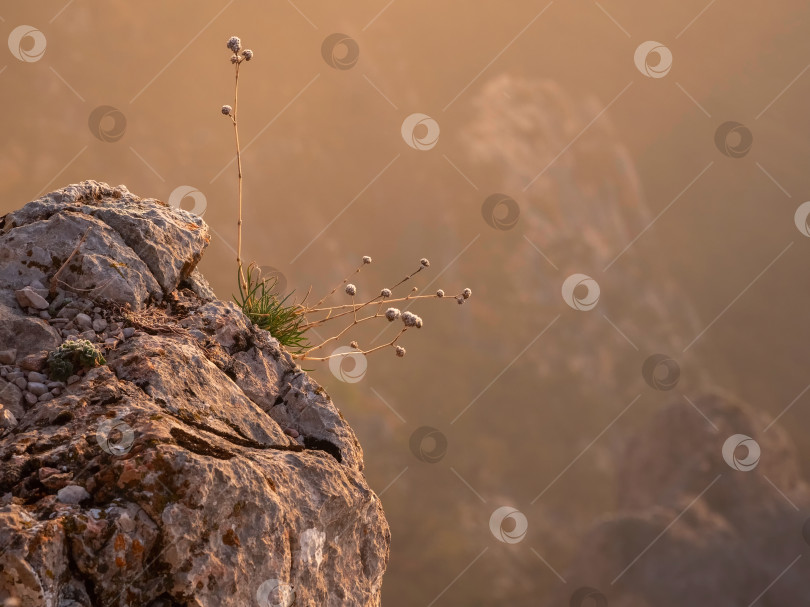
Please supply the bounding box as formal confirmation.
[222,36,253,293]
[233,61,245,291]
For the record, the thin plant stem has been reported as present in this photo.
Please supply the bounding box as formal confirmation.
[232,61,246,292]
[388,265,426,292]
[301,293,461,329]
[302,310,389,355]
[297,328,407,361]
[312,263,364,308]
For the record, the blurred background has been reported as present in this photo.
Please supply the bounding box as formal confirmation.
[2,1,810,604]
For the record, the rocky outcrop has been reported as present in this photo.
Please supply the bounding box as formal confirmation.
[0,181,389,606]
[550,392,810,606]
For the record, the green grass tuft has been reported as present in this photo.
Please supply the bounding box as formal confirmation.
[234,263,309,354]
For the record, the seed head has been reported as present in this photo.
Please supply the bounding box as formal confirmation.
[227,36,242,53]
[420,258,430,267]
[385,307,401,322]
[350,340,359,349]
[345,284,357,296]
[436,289,444,298]
[457,296,464,305]
[402,311,422,328]
[395,345,406,357]
[230,55,240,64]
[242,49,254,61]
[221,105,233,116]
[362,256,372,264]
[462,288,472,299]
[381,288,392,298]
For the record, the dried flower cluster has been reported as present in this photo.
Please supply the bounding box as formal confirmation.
[285,256,471,362]
[226,36,253,62]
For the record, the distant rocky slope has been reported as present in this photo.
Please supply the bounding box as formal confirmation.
[0,181,389,606]
[549,393,810,607]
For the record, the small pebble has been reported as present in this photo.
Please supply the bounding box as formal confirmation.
[67,375,81,385]
[7,371,24,380]
[123,327,136,338]
[0,350,16,365]
[24,392,38,405]
[27,382,48,396]
[57,307,78,320]
[15,287,49,310]
[56,485,90,504]
[284,427,299,438]
[104,338,119,348]
[78,330,97,341]
[39,310,51,320]
[50,387,62,396]
[92,318,108,332]
[50,291,66,309]
[27,372,47,383]
[13,378,27,390]
[74,313,92,329]
[296,436,305,445]
[0,408,17,429]
[19,352,47,372]
[38,392,53,402]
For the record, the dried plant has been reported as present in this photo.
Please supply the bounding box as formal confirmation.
[219,36,471,361]
[242,255,471,361]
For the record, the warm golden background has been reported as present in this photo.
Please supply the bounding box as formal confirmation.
[3,1,810,605]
